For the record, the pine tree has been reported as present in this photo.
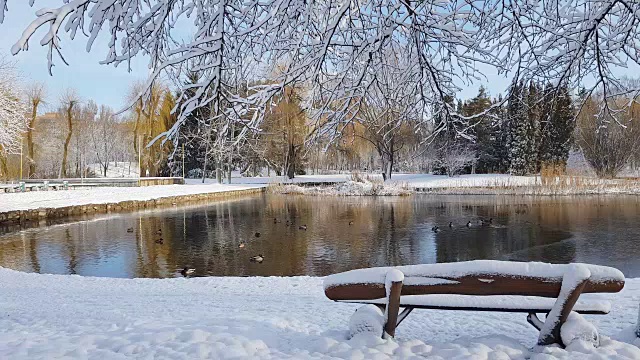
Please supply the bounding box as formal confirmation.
[526,82,542,173]
[508,82,530,175]
[491,95,510,173]
[538,84,575,171]
[462,87,493,173]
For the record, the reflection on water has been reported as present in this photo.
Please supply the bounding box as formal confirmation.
[1,194,639,278]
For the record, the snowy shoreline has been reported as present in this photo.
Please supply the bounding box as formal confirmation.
[0,267,638,359]
[2,174,640,223]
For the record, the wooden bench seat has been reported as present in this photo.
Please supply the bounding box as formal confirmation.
[324,260,625,347]
[340,294,611,314]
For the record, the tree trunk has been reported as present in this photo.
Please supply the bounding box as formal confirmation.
[27,99,40,178]
[286,143,296,179]
[133,102,141,175]
[385,153,393,181]
[216,159,222,184]
[0,153,8,180]
[61,103,75,178]
[379,149,393,181]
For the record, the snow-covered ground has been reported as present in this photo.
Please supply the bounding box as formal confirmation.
[87,162,139,178]
[0,184,263,213]
[0,268,638,359]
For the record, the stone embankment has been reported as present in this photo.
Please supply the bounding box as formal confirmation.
[0,187,264,225]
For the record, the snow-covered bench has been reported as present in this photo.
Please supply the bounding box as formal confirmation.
[323,260,625,347]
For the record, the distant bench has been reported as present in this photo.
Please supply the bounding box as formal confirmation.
[324,260,625,347]
[1,181,73,193]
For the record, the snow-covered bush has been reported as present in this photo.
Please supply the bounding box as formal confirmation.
[269,180,413,196]
[348,305,384,338]
[561,312,599,348]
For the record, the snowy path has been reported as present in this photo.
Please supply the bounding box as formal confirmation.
[0,184,264,213]
[0,268,638,359]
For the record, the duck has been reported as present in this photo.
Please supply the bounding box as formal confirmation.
[126,228,134,233]
[298,225,307,230]
[349,221,354,226]
[181,267,195,277]
[480,218,493,226]
[250,254,264,263]
[239,242,246,249]
[466,221,472,228]
[155,238,164,245]
[431,226,440,233]
[156,229,162,235]
[448,222,453,228]
[255,232,261,238]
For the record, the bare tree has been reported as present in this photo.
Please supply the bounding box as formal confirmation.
[575,95,640,178]
[347,44,423,180]
[59,89,80,178]
[442,145,477,177]
[25,82,46,178]
[90,105,120,177]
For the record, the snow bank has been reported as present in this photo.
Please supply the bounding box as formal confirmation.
[0,268,639,359]
[0,183,264,213]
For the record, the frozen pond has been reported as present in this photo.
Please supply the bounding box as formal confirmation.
[1,194,639,278]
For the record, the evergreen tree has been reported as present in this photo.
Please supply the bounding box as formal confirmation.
[462,87,493,173]
[526,82,542,173]
[175,72,211,177]
[507,82,531,175]
[538,83,554,170]
[539,84,575,170]
[491,95,510,173]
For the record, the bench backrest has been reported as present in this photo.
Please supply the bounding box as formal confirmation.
[324,260,625,301]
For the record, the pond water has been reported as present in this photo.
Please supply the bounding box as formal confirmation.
[1,194,639,278]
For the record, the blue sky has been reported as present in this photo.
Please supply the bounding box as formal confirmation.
[0,2,512,112]
[0,2,148,112]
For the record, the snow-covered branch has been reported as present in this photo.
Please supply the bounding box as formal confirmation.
[6,0,640,146]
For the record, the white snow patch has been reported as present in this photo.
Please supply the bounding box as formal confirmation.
[0,268,638,359]
[561,312,600,347]
[0,183,264,212]
[349,305,384,338]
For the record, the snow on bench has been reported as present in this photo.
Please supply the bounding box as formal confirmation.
[323,260,625,347]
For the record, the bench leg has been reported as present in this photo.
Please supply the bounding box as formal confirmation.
[538,273,589,346]
[527,313,544,331]
[383,279,403,338]
[397,307,414,327]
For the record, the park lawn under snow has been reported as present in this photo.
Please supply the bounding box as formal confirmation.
[0,184,264,213]
[0,268,638,359]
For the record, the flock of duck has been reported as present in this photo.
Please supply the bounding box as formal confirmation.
[431,218,498,233]
[126,216,357,277]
